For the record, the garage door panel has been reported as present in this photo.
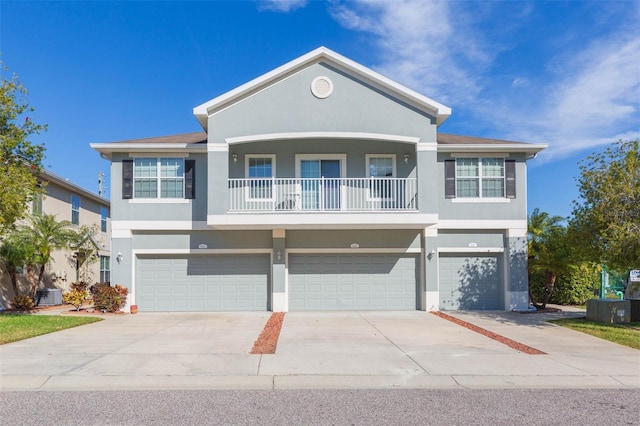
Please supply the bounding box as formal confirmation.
[137,255,269,312]
[439,255,502,310]
[289,254,417,311]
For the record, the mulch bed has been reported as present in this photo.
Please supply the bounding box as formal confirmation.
[251,312,285,354]
[432,311,546,355]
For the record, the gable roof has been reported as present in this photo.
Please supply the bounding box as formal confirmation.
[193,46,452,130]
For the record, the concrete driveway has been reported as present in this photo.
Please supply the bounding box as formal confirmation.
[1,309,638,391]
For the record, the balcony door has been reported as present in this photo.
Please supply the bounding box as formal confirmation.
[297,155,345,210]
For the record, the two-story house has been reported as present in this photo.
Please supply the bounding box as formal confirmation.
[91,47,545,313]
[0,169,111,308]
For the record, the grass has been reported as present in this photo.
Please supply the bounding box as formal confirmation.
[550,318,640,350]
[0,314,103,344]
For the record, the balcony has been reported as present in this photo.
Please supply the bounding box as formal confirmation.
[228,178,417,213]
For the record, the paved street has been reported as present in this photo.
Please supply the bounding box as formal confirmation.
[1,308,638,391]
[2,389,639,425]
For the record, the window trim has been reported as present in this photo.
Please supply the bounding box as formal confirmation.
[366,154,396,201]
[131,157,186,200]
[100,207,108,233]
[245,154,276,202]
[447,157,515,200]
[71,195,80,225]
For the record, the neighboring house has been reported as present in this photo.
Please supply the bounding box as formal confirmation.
[91,47,545,313]
[0,169,111,306]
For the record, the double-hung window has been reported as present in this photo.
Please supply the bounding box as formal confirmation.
[100,207,108,233]
[122,157,195,200]
[445,157,516,199]
[71,195,80,225]
[99,256,110,283]
[134,158,184,198]
[246,155,275,200]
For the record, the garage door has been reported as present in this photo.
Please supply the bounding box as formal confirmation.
[136,255,269,312]
[288,254,418,310]
[439,255,503,310]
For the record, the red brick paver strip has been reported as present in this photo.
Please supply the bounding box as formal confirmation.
[432,311,546,355]
[251,312,285,354]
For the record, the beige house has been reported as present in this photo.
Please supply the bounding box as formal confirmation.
[0,170,111,307]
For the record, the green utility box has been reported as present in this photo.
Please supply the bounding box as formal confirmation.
[586,299,630,324]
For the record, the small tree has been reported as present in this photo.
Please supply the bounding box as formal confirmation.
[0,233,32,297]
[571,140,640,271]
[0,64,47,234]
[69,224,101,283]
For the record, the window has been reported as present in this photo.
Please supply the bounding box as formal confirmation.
[367,155,395,200]
[122,158,195,200]
[32,193,43,216]
[445,158,516,199]
[71,195,80,225]
[99,256,110,283]
[246,155,275,200]
[100,207,108,233]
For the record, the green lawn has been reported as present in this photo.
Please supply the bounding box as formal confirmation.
[550,318,640,350]
[0,315,103,344]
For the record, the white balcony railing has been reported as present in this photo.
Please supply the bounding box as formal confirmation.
[228,178,417,212]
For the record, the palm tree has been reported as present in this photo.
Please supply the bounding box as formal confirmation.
[0,234,31,297]
[19,214,77,297]
[528,208,567,308]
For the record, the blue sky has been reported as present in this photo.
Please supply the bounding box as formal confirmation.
[1,0,639,219]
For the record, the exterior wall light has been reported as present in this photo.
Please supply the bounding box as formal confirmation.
[403,154,410,163]
[232,154,238,163]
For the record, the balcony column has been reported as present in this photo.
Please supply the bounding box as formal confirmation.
[272,229,288,312]
[424,227,439,311]
[207,144,229,215]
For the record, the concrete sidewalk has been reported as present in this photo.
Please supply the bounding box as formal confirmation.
[1,308,638,391]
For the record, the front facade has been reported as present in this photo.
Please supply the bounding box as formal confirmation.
[0,170,111,307]
[92,47,545,313]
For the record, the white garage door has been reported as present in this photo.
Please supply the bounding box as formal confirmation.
[289,254,418,310]
[439,255,503,310]
[136,255,269,312]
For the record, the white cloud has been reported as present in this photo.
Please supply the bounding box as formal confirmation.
[328,0,492,106]
[258,0,308,13]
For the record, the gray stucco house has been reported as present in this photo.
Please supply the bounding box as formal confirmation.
[91,47,546,313]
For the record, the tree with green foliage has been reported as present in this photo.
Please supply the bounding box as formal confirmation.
[0,233,32,297]
[571,140,640,271]
[528,208,569,308]
[18,214,76,297]
[0,64,47,234]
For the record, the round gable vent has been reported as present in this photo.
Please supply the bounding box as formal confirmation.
[311,76,333,99]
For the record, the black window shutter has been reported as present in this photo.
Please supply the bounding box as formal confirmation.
[122,160,133,199]
[185,159,195,199]
[445,159,456,198]
[505,159,516,198]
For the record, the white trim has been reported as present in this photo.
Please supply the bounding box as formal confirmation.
[425,291,439,311]
[451,198,511,204]
[112,229,132,239]
[132,248,272,255]
[245,154,277,202]
[437,247,504,253]
[436,220,526,230]
[416,143,438,152]
[439,144,547,155]
[450,152,508,158]
[91,143,206,160]
[272,292,288,312]
[295,154,347,178]
[507,228,528,238]
[286,247,421,254]
[424,227,438,237]
[366,154,396,202]
[128,198,191,204]
[207,213,438,229]
[310,76,333,99]
[112,220,209,231]
[208,144,229,152]
[129,153,189,158]
[226,132,420,145]
[193,46,451,129]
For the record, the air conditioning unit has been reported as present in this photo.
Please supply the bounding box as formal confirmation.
[35,289,63,306]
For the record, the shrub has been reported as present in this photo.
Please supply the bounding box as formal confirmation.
[91,283,128,313]
[11,295,35,310]
[63,289,89,311]
[70,281,89,292]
